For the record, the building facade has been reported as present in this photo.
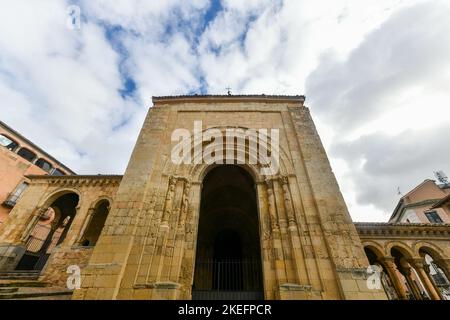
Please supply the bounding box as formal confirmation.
[0,95,448,300]
[0,121,74,226]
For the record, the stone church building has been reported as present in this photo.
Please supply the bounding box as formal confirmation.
[0,95,448,300]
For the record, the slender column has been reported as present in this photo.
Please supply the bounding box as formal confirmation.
[279,176,296,228]
[380,257,408,300]
[169,179,191,282]
[265,179,280,233]
[144,177,178,283]
[265,179,287,287]
[409,258,442,300]
[279,175,308,285]
[20,207,47,242]
[399,266,423,300]
[161,176,177,226]
[422,260,445,300]
[76,207,95,244]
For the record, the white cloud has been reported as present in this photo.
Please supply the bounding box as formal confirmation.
[1,0,449,222]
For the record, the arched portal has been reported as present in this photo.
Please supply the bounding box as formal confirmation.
[16,192,79,271]
[192,165,264,300]
[80,199,110,247]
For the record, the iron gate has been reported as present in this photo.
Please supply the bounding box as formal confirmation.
[192,259,264,300]
[15,225,53,271]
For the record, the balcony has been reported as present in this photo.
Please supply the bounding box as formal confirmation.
[2,193,20,208]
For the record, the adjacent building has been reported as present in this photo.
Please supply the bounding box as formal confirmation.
[0,121,75,226]
[389,179,450,224]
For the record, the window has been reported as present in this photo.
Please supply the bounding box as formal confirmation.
[425,211,443,224]
[402,210,420,223]
[35,158,53,172]
[0,134,18,151]
[51,168,66,176]
[17,147,36,163]
[3,182,28,208]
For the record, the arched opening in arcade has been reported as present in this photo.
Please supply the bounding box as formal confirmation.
[16,192,79,271]
[80,199,110,247]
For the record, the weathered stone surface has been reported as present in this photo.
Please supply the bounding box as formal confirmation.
[2,96,447,300]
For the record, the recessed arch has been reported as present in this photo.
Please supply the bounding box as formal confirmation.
[89,195,113,210]
[362,241,386,258]
[413,242,446,261]
[386,242,415,260]
[192,165,264,300]
[16,192,79,271]
[80,198,110,247]
[165,125,295,183]
[38,188,82,210]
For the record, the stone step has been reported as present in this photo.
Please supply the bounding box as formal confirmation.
[0,271,40,280]
[0,280,48,288]
[0,287,73,300]
[0,287,18,293]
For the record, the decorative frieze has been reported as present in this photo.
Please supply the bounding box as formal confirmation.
[355,222,450,238]
[25,175,122,187]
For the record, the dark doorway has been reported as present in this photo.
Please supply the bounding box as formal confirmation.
[16,192,79,271]
[192,165,264,300]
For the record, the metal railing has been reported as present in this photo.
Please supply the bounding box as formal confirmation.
[2,193,19,208]
[192,259,263,300]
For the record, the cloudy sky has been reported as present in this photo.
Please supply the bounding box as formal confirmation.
[1,0,449,222]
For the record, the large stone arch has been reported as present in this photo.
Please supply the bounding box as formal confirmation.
[37,188,82,210]
[165,125,295,183]
[362,241,386,258]
[88,195,113,210]
[385,241,416,259]
[413,241,447,261]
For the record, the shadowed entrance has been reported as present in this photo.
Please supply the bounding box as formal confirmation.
[15,192,79,271]
[192,165,264,300]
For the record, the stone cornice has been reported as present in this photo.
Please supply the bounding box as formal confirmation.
[25,174,122,187]
[152,94,306,105]
[355,222,450,238]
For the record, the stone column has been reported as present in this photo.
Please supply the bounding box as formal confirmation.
[409,258,442,300]
[380,257,408,300]
[20,207,47,242]
[279,175,308,285]
[76,207,95,244]
[264,179,287,289]
[168,179,191,283]
[265,179,280,233]
[161,176,177,226]
[399,266,423,300]
[152,176,179,283]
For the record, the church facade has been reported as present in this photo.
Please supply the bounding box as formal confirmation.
[0,95,448,300]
